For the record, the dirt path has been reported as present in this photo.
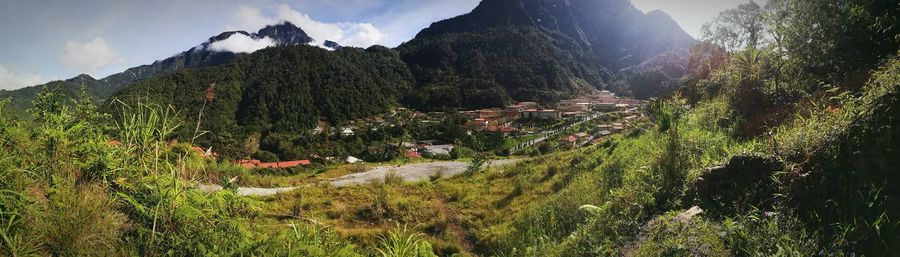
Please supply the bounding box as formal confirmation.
[197,159,523,196]
[196,184,302,197]
[433,197,475,254]
[327,159,521,187]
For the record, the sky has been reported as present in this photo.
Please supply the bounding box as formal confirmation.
[0,0,758,91]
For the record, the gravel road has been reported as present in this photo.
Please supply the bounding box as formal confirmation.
[196,159,522,196]
[328,159,521,187]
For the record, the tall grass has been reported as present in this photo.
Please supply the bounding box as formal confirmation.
[376,225,437,257]
[111,100,181,177]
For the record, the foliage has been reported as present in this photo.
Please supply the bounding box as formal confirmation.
[629,212,730,257]
[701,1,768,52]
[38,184,126,257]
[399,26,603,110]
[114,45,413,159]
[376,225,438,257]
[463,152,487,176]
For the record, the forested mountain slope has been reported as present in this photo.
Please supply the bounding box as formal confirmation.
[114,45,413,156]
[0,22,313,115]
[398,0,695,109]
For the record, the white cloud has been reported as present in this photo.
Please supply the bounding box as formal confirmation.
[230,5,277,32]
[0,65,50,90]
[231,5,385,48]
[207,33,277,53]
[59,37,124,74]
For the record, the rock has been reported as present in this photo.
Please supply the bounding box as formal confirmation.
[675,206,703,222]
[687,155,783,217]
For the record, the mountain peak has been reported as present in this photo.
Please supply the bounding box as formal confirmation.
[69,74,97,81]
[208,31,253,44]
[324,40,342,50]
[256,21,313,45]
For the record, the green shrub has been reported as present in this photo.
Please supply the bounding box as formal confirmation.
[38,184,126,257]
[253,150,280,163]
[256,223,363,257]
[376,225,438,257]
[630,212,730,257]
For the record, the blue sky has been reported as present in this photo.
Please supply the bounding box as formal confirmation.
[0,0,758,90]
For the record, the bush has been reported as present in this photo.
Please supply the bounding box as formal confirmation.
[38,184,127,256]
[376,225,438,257]
[253,150,280,163]
[630,212,730,257]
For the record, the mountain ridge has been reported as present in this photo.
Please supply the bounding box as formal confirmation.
[0,22,314,114]
[398,0,695,110]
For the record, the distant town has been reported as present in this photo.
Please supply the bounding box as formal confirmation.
[234,90,646,169]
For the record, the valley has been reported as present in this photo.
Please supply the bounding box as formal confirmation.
[0,0,898,256]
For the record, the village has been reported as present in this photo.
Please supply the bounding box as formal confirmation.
[232,90,646,170]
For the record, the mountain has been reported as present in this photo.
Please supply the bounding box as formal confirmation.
[398,0,695,109]
[96,21,314,94]
[113,44,413,157]
[324,40,343,50]
[0,74,115,117]
[0,22,313,115]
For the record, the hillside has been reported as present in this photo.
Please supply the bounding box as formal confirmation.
[1,0,898,256]
[0,22,313,115]
[399,0,695,109]
[0,74,114,117]
[113,44,413,157]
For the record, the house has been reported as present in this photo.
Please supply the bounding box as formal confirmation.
[423,144,455,157]
[341,128,355,136]
[597,130,613,137]
[594,103,617,112]
[460,111,480,120]
[406,150,422,158]
[523,109,561,120]
[486,125,520,136]
[557,99,591,112]
[563,111,588,118]
[467,118,491,128]
[562,135,578,145]
[346,156,362,164]
[238,159,312,169]
[506,102,539,114]
[477,109,503,120]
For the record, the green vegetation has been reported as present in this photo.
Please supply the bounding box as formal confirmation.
[0,74,118,118]
[399,26,603,110]
[113,44,414,160]
[1,0,898,256]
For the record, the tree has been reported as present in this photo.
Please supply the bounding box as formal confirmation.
[701,1,768,52]
[765,0,899,83]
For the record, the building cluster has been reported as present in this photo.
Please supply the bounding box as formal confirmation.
[460,91,645,132]
[561,114,643,147]
[403,140,456,159]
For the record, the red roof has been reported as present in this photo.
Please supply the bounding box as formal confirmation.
[563,136,578,143]
[407,150,422,158]
[238,159,311,169]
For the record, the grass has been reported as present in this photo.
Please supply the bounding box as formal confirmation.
[1,55,897,256]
